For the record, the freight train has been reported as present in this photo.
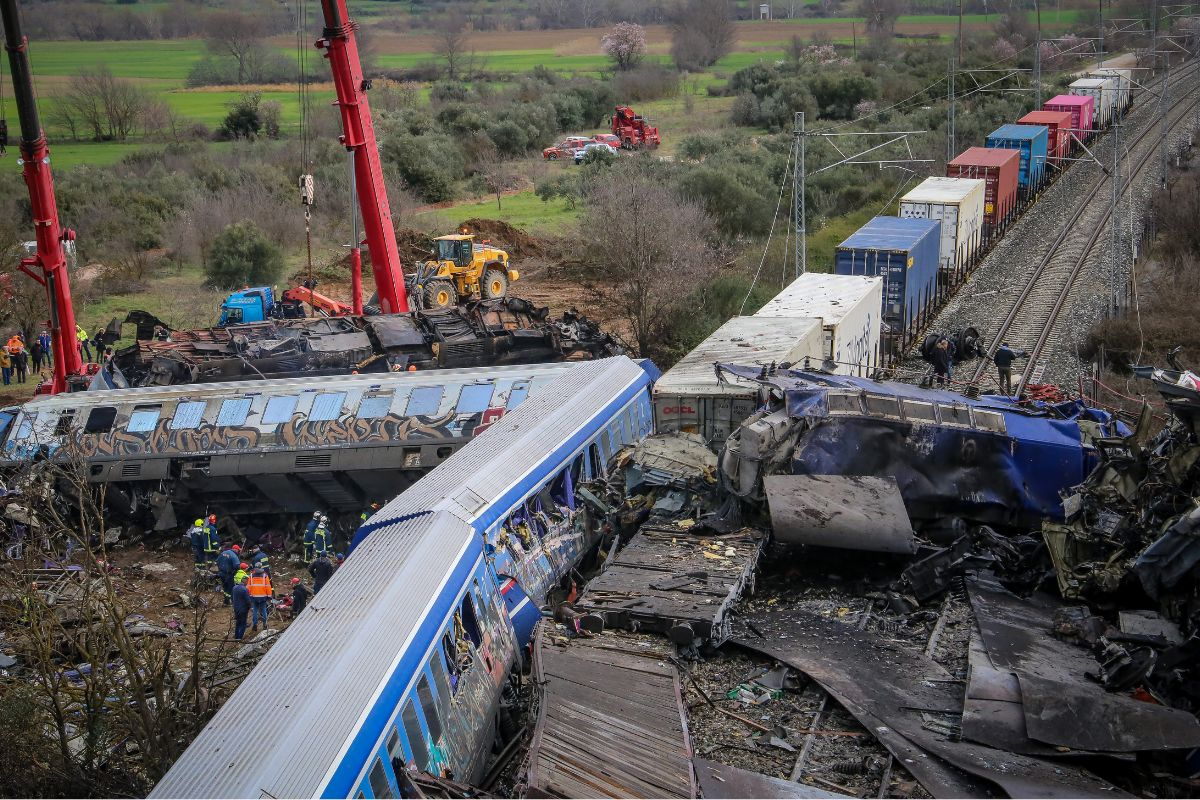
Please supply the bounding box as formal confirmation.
[825,65,1136,359]
[150,356,657,799]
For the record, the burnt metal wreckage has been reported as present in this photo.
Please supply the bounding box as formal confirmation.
[110,299,623,387]
[511,361,1200,800]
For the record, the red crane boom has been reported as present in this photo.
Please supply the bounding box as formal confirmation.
[1,0,84,394]
[315,0,410,314]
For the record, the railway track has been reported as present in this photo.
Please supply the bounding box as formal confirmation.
[968,59,1200,391]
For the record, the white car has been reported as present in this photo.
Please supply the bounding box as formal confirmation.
[574,142,618,164]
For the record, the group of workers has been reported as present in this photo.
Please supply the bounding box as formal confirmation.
[0,332,51,386]
[190,504,380,641]
[928,338,1028,396]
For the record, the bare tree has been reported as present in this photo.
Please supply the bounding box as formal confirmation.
[471,136,518,212]
[49,67,148,141]
[601,22,647,71]
[203,10,268,84]
[671,0,735,71]
[434,11,471,80]
[860,0,901,43]
[566,159,726,359]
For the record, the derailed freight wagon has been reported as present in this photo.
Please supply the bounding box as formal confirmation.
[834,216,940,357]
[946,147,1020,238]
[898,176,986,288]
[0,363,578,527]
[986,124,1049,198]
[718,367,1129,539]
[654,315,823,443]
[753,273,883,377]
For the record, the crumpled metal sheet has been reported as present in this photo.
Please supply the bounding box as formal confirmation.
[764,474,916,554]
[735,608,1128,799]
[967,575,1200,753]
[692,758,847,799]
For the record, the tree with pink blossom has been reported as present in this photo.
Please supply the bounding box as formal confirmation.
[602,22,646,71]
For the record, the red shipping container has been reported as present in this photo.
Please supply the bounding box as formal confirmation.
[946,147,1020,228]
[1043,94,1095,141]
[1019,110,1074,163]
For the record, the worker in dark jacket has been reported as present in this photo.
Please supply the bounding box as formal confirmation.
[203,514,220,563]
[313,516,332,555]
[216,543,240,605]
[187,519,206,567]
[308,551,334,593]
[290,577,311,617]
[231,575,251,640]
[302,511,321,561]
[930,338,953,386]
[250,545,271,576]
[992,342,1028,396]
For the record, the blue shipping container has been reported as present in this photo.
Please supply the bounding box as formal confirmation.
[834,216,940,345]
[985,124,1048,190]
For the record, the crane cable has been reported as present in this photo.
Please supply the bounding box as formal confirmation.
[295,0,315,290]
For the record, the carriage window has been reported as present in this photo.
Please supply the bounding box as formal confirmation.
[460,594,482,648]
[387,729,404,774]
[507,381,530,409]
[53,410,75,436]
[368,758,395,799]
[864,394,902,418]
[826,392,863,415]
[405,387,443,416]
[901,400,937,422]
[357,393,393,420]
[262,395,298,424]
[456,384,494,414]
[127,405,162,433]
[942,404,972,426]
[430,648,453,720]
[170,400,206,430]
[973,409,1007,433]
[416,674,443,743]
[600,429,612,460]
[400,700,429,771]
[588,443,602,478]
[309,392,346,421]
[216,398,252,426]
[13,413,34,440]
[84,406,117,434]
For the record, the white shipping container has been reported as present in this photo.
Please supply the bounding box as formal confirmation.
[1090,67,1131,113]
[654,315,823,442]
[754,273,883,376]
[1070,77,1117,128]
[898,176,986,278]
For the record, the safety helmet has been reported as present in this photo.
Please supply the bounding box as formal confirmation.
[336,552,344,559]
[320,515,328,523]
[370,502,380,510]
[319,551,328,557]
[239,562,248,569]
[313,511,321,519]
[194,519,203,527]
[208,514,217,523]
[291,577,300,585]
[232,544,241,552]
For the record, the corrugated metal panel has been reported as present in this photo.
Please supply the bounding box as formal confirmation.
[835,216,940,342]
[752,274,884,376]
[373,356,650,530]
[151,511,478,799]
[1044,93,1095,134]
[947,147,1021,228]
[986,124,1048,189]
[1070,77,1116,127]
[655,316,822,396]
[898,177,986,275]
[1018,110,1073,162]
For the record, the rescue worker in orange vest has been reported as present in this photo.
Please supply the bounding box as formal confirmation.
[247,567,273,632]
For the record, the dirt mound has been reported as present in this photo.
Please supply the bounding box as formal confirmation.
[395,227,434,264]
[459,218,546,259]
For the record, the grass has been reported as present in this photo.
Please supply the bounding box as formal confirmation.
[75,262,224,334]
[416,189,579,235]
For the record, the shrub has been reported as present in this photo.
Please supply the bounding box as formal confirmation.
[379,131,465,202]
[613,65,681,102]
[205,220,284,288]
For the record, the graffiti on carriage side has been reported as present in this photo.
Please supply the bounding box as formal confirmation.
[66,407,505,459]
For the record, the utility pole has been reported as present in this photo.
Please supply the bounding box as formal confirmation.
[1109,118,1121,315]
[957,0,963,65]
[793,111,806,279]
[947,56,956,163]
[1098,0,1105,68]
[1034,0,1043,107]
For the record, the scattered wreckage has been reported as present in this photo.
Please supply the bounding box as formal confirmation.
[107,299,622,387]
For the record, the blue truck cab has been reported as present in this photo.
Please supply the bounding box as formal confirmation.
[218,287,276,327]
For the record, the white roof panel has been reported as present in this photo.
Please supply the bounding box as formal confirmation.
[754,273,884,324]
[900,176,986,205]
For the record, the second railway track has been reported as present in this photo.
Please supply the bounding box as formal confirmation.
[967,60,1200,391]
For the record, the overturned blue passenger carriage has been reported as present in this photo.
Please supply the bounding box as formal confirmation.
[151,356,657,800]
[720,367,1128,532]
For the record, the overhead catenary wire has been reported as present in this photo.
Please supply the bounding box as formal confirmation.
[739,144,794,316]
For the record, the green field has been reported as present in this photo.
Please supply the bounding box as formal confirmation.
[417,189,579,234]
